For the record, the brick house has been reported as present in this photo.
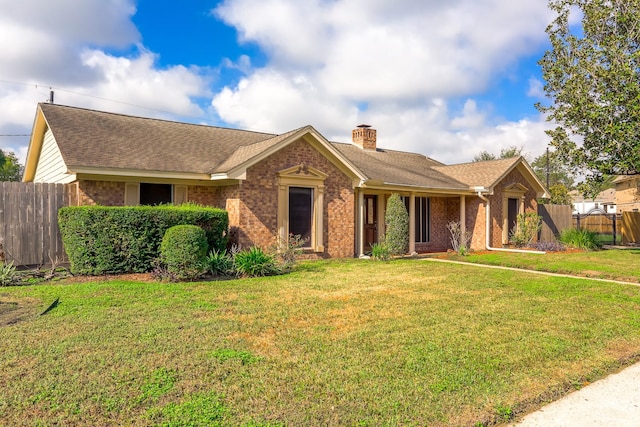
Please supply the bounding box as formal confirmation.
[23,103,548,257]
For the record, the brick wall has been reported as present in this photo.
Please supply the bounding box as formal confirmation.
[237,138,355,258]
[74,180,125,206]
[187,185,219,206]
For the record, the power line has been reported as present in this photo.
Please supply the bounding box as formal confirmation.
[0,134,30,137]
[0,78,218,125]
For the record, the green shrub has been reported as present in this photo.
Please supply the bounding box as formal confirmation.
[160,225,209,281]
[234,247,279,277]
[510,212,542,247]
[207,249,234,276]
[371,241,391,261]
[0,262,17,286]
[385,193,409,255]
[559,228,600,250]
[59,205,227,275]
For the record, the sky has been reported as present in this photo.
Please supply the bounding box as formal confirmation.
[0,0,559,167]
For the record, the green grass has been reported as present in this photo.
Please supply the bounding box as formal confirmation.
[448,249,640,282]
[1,258,640,426]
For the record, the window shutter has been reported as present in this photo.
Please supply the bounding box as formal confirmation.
[174,185,188,204]
[124,183,140,206]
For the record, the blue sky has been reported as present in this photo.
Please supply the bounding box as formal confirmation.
[0,0,556,166]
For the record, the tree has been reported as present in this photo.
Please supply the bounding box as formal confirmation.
[537,0,640,187]
[384,193,409,255]
[0,149,23,181]
[531,149,575,189]
[472,145,524,162]
[548,183,573,205]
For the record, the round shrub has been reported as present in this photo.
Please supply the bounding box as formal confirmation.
[160,225,208,280]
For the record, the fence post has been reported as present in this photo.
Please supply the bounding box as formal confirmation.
[576,215,580,230]
[612,214,617,245]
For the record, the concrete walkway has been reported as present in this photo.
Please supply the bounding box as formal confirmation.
[421,257,640,425]
[422,257,640,287]
[510,362,640,426]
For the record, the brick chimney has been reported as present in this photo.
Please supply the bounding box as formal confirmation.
[352,124,376,150]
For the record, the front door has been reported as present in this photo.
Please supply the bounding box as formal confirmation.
[364,195,377,253]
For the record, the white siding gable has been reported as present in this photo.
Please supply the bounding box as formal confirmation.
[33,128,76,183]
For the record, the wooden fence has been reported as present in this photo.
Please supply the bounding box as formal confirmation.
[622,211,640,244]
[538,204,572,242]
[572,208,621,245]
[0,182,68,266]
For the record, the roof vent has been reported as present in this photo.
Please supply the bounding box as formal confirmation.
[352,124,376,150]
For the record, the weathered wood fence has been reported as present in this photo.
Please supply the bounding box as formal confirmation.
[622,211,640,244]
[0,182,68,266]
[538,204,572,242]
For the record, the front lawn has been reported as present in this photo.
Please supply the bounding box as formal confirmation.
[445,248,640,283]
[1,258,640,426]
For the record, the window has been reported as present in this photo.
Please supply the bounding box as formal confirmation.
[289,187,313,246]
[404,196,430,243]
[140,183,172,205]
[124,183,188,206]
[277,164,327,253]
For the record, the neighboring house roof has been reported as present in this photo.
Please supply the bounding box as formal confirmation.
[24,103,547,197]
[570,188,616,204]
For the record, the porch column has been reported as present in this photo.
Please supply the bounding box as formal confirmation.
[460,195,466,247]
[409,193,416,254]
[357,189,365,257]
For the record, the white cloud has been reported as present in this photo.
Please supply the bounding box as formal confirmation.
[212,0,556,163]
[0,1,210,164]
[527,77,546,99]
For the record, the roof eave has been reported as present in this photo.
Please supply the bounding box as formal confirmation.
[22,104,47,182]
[224,126,367,181]
[69,166,211,181]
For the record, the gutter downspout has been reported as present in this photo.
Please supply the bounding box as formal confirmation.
[476,190,545,254]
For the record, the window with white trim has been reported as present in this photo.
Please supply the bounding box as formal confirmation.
[404,196,430,243]
[124,183,188,206]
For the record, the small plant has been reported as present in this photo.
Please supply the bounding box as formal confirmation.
[510,212,542,247]
[234,247,279,277]
[272,234,308,271]
[529,240,566,252]
[371,241,391,261]
[159,225,209,281]
[385,194,409,255]
[0,261,17,286]
[446,221,472,255]
[559,228,600,250]
[207,249,234,276]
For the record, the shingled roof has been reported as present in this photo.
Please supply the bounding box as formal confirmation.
[37,103,276,174]
[27,103,544,195]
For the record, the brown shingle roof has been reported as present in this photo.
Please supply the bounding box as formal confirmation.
[40,103,276,174]
[331,142,470,190]
[434,157,522,189]
[37,103,531,192]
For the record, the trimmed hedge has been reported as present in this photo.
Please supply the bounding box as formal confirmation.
[59,204,228,275]
[160,225,208,281]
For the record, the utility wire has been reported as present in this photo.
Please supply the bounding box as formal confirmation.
[0,79,218,125]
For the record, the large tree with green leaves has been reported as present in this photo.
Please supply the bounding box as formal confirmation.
[531,149,575,189]
[0,149,22,181]
[472,145,525,162]
[537,0,640,188]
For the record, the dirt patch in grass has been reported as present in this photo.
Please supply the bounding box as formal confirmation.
[0,295,42,327]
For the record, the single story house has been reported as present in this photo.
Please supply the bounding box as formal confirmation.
[23,103,548,258]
